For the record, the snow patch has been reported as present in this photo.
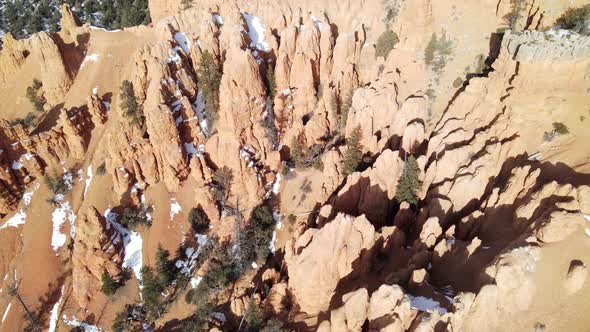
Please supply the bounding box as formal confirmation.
[170,198,182,220]
[174,32,191,53]
[191,92,209,136]
[212,14,223,26]
[251,262,258,269]
[11,160,22,170]
[62,315,102,331]
[105,209,143,288]
[83,165,93,198]
[0,211,26,230]
[272,173,281,194]
[211,312,226,324]
[80,53,100,68]
[92,87,99,95]
[48,286,65,332]
[408,295,447,314]
[90,26,122,33]
[243,13,270,52]
[1,303,11,324]
[51,201,76,254]
[190,277,203,288]
[185,143,205,157]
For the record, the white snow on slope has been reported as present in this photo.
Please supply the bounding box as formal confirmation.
[272,173,281,194]
[212,14,223,25]
[0,211,26,230]
[174,32,191,53]
[48,286,64,332]
[0,183,39,230]
[83,165,93,198]
[185,143,205,157]
[62,315,102,332]
[190,277,203,288]
[11,160,22,170]
[104,209,143,288]
[80,53,100,68]
[90,26,122,33]
[243,13,270,52]
[170,198,182,220]
[192,91,209,136]
[408,295,447,314]
[92,86,98,95]
[51,201,76,254]
[1,303,11,324]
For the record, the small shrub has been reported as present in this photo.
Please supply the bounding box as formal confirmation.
[100,271,119,296]
[287,214,296,225]
[395,155,422,206]
[211,167,233,210]
[452,77,464,88]
[25,80,46,113]
[424,31,453,74]
[505,0,527,29]
[32,79,42,90]
[375,30,399,59]
[44,172,72,196]
[189,206,210,233]
[554,4,590,35]
[96,162,107,176]
[552,122,569,135]
[342,126,363,176]
[119,206,152,230]
[9,113,36,129]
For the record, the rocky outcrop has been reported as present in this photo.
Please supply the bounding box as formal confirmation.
[285,214,377,316]
[72,206,124,308]
[30,32,74,105]
[0,33,30,85]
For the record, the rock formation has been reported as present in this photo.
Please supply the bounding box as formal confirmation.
[72,207,124,308]
[0,1,589,331]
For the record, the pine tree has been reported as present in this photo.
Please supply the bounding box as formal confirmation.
[101,271,119,295]
[197,51,222,127]
[189,206,210,233]
[342,126,363,176]
[119,80,143,129]
[244,297,263,332]
[395,155,422,206]
[140,266,164,318]
[265,64,277,101]
[156,245,176,285]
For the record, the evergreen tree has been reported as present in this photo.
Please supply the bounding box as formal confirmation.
[101,271,119,296]
[395,155,422,206]
[119,80,144,129]
[265,64,277,100]
[156,245,176,285]
[197,51,222,127]
[244,297,263,332]
[290,136,303,166]
[342,126,363,176]
[189,206,210,233]
[140,266,165,318]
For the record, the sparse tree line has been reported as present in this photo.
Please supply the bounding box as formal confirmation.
[0,0,150,39]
